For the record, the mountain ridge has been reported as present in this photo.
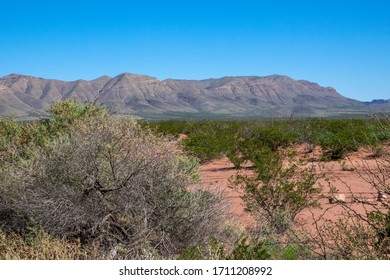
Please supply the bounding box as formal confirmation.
[0,73,388,120]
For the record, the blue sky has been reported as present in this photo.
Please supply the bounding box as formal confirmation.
[1,0,389,101]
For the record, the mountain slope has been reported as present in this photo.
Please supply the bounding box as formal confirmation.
[0,73,387,119]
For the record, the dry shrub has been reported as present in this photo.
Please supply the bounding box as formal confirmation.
[323,141,390,259]
[302,118,390,259]
[0,116,226,258]
[0,228,99,260]
[319,215,389,260]
[319,156,390,259]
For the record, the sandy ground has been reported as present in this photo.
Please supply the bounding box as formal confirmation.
[198,157,256,227]
[197,144,389,231]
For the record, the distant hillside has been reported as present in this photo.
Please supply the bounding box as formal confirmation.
[0,73,389,119]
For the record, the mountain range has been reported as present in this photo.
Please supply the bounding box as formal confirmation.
[0,73,389,120]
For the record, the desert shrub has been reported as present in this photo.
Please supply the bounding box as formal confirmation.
[0,228,98,260]
[320,214,389,260]
[246,125,298,152]
[0,101,110,165]
[0,113,225,258]
[177,238,227,260]
[176,121,240,162]
[177,237,271,260]
[234,147,321,235]
[47,99,108,133]
[280,244,300,260]
[369,211,390,253]
[148,118,388,164]
[0,118,23,151]
[182,133,227,161]
[177,245,205,260]
[145,119,192,137]
[228,237,271,260]
[314,117,390,259]
[375,130,390,141]
[309,119,379,160]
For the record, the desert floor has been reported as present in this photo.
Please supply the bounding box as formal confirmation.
[198,143,389,232]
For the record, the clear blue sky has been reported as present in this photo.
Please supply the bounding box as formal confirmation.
[1,0,389,101]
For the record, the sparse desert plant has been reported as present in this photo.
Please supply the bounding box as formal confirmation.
[319,213,389,260]
[233,147,321,235]
[309,116,390,259]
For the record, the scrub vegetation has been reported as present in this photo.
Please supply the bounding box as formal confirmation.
[1,101,389,259]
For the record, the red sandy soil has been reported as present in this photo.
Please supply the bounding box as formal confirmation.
[198,157,256,227]
[197,143,390,231]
